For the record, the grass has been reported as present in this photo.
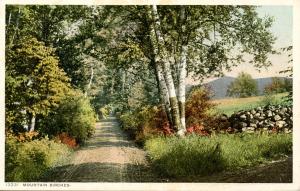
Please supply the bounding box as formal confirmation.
[145,133,292,179]
[212,93,288,115]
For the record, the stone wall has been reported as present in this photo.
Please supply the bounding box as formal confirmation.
[221,105,293,133]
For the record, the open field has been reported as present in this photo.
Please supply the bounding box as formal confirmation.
[212,93,288,115]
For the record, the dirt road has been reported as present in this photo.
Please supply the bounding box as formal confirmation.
[44,117,159,182]
[42,116,292,183]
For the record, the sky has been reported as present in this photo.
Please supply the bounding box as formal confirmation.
[189,6,293,84]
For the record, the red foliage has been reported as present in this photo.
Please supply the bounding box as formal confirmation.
[16,131,40,142]
[186,124,210,136]
[271,127,279,133]
[226,127,235,133]
[57,132,78,148]
[147,106,173,136]
[185,87,216,129]
[162,122,174,135]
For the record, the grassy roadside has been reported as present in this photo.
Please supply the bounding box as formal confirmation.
[145,133,292,179]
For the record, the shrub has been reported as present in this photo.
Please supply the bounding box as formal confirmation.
[56,132,78,148]
[120,112,140,131]
[260,92,281,106]
[42,94,96,144]
[185,87,216,134]
[98,105,111,119]
[119,105,168,145]
[5,132,71,181]
[145,133,292,179]
[15,131,40,142]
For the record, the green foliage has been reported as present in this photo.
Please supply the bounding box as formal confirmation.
[98,105,111,119]
[5,37,70,130]
[42,93,96,144]
[260,92,281,106]
[119,106,167,145]
[119,112,140,131]
[227,72,258,98]
[279,46,293,104]
[5,132,71,181]
[145,133,292,178]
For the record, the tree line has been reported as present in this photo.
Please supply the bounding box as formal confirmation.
[6,5,277,136]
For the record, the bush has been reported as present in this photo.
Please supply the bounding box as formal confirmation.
[119,105,168,145]
[145,133,292,178]
[56,132,78,148]
[120,112,140,131]
[98,105,111,119]
[5,132,71,181]
[42,94,96,144]
[185,87,216,134]
[260,92,281,106]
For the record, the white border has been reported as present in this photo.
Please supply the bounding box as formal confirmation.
[0,0,299,191]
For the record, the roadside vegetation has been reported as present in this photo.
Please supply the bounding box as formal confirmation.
[5,131,72,181]
[5,5,292,183]
[145,133,292,179]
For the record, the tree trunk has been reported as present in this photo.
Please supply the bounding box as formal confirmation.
[147,11,173,127]
[10,6,21,46]
[110,76,115,95]
[8,11,12,25]
[155,63,173,126]
[178,6,188,130]
[151,5,183,134]
[85,65,94,97]
[121,70,126,93]
[178,45,187,130]
[6,11,12,34]
[29,114,36,132]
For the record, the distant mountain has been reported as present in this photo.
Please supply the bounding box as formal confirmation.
[204,76,236,99]
[187,76,292,100]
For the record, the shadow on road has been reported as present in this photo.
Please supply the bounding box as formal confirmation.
[40,162,163,182]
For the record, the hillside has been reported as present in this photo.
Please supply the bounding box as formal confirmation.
[187,76,292,100]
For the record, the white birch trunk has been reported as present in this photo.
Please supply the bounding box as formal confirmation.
[156,64,172,124]
[147,8,173,125]
[110,76,115,95]
[85,65,94,97]
[178,45,187,130]
[178,6,188,131]
[10,7,21,46]
[29,115,36,132]
[151,5,183,133]
[6,12,12,34]
[121,71,125,93]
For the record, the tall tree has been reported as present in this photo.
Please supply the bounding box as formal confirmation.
[227,72,258,98]
[6,38,70,131]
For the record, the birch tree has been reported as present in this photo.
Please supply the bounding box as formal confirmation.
[147,5,185,135]
[116,5,276,135]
